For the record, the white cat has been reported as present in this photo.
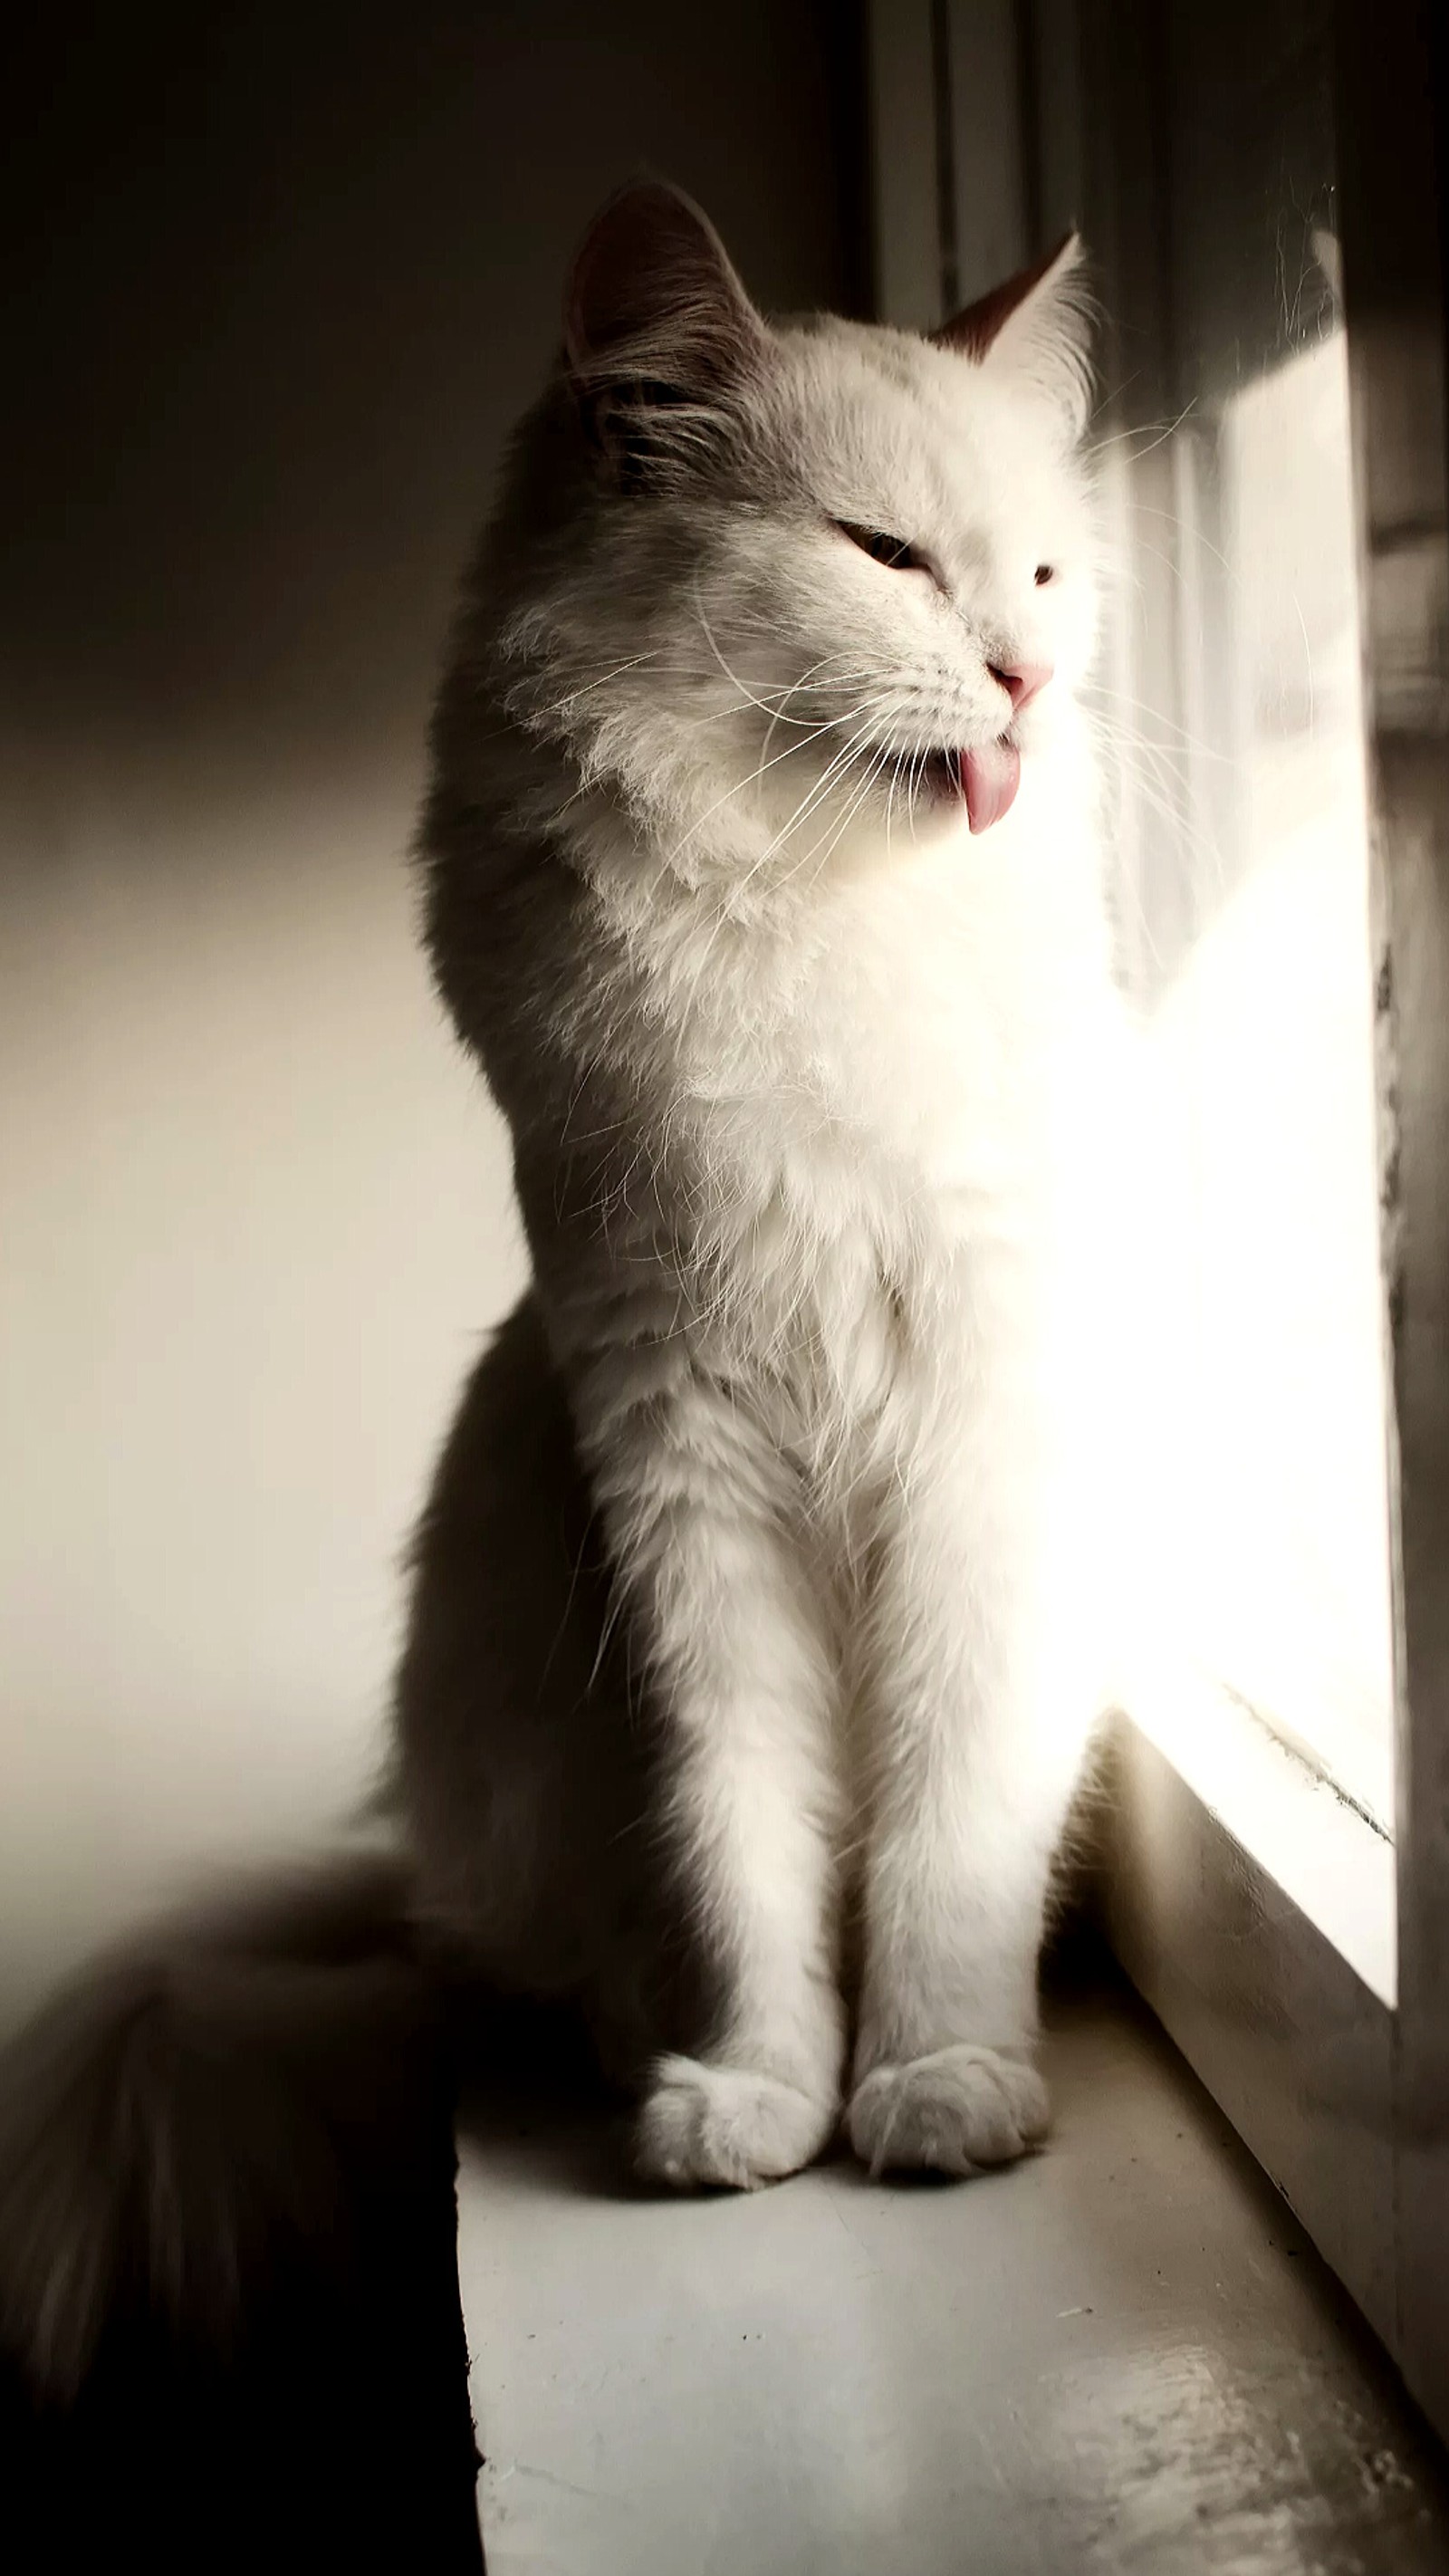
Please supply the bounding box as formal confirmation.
[404,179,1130,2187]
[0,178,1136,2398]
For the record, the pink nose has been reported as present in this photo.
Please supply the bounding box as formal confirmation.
[989,659,1053,714]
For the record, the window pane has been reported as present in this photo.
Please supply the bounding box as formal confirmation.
[1083,3,1397,1827]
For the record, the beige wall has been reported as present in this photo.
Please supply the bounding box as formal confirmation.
[0,2,859,2020]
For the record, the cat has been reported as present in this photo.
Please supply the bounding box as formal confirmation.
[398,178,1128,2186]
[0,177,1133,2396]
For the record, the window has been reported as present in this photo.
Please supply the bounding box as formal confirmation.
[869,0,1449,2441]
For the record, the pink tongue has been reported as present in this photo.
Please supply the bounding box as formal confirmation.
[962,737,1021,833]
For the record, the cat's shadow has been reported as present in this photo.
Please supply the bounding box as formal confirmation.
[447,2005,862,2203]
[449,1927,1117,2204]
[454,2042,869,2205]
[451,1995,638,2199]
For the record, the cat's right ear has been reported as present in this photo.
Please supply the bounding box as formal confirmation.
[563,180,767,482]
[933,235,1094,438]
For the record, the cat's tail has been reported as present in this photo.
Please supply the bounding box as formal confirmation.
[0,1842,436,2402]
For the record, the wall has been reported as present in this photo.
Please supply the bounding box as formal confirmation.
[0,1,860,2018]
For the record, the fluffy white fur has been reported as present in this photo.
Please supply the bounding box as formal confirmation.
[413,185,1135,2187]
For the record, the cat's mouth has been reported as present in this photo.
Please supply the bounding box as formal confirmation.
[917,737,1021,834]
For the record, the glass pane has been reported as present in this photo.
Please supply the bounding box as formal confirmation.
[1079,1,1397,1828]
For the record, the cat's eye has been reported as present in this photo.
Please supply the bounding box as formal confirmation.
[1034,563,1056,585]
[834,520,930,574]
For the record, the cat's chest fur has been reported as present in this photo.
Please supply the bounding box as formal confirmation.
[596,780,1113,1427]
[657,809,1100,1211]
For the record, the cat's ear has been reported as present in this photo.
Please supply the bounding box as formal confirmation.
[933,234,1094,438]
[564,180,768,480]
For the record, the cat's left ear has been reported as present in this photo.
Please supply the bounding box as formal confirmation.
[563,179,769,480]
[933,234,1094,438]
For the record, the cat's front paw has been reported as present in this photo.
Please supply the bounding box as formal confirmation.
[635,2056,836,2191]
[848,2043,1049,2177]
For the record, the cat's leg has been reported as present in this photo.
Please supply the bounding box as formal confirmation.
[578,1346,846,2188]
[847,1288,1093,2178]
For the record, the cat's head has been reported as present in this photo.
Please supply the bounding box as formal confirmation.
[504,180,1099,884]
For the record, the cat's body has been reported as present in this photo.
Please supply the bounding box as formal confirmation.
[0,182,1135,2393]
[398,187,1129,2183]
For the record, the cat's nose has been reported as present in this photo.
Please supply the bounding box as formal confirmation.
[988,659,1053,713]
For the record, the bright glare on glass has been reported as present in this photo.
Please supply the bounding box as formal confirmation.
[1106,243,1397,1834]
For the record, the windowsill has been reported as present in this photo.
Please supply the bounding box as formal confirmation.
[455,1972,1447,2572]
